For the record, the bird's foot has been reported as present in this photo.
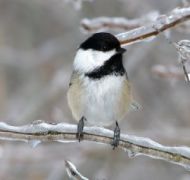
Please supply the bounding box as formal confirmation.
[111,121,120,150]
[76,116,86,142]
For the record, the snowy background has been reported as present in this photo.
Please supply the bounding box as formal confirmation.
[0,0,190,179]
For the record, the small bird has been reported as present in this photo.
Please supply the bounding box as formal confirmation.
[67,32,135,148]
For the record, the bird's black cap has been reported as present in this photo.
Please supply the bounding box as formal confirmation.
[80,32,124,52]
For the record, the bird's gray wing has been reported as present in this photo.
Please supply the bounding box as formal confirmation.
[69,71,78,87]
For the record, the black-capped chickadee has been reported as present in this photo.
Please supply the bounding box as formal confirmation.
[67,32,135,148]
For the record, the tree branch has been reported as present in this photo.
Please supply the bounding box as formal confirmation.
[81,11,159,33]
[81,6,190,46]
[65,160,89,180]
[116,7,190,46]
[0,121,190,170]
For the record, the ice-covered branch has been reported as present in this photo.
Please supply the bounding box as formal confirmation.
[81,7,190,46]
[81,11,159,33]
[152,39,190,82]
[172,40,190,82]
[115,7,190,46]
[65,160,89,180]
[0,121,190,170]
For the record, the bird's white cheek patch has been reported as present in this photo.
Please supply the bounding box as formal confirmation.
[73,49,116,73]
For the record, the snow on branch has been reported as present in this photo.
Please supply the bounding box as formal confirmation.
[172,39,190,82]
[81,11,159,33]
[155,39,190,82]
[65,160,89,180]
[81,7,190,46]
[116,7,190,46]
[0,121,190,170]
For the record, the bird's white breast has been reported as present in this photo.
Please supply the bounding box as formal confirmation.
[81,75,125,126]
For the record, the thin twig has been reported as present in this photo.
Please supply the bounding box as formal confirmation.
[0,121,190,170]
[173,40,190,82]
[182,62,190,82]
[65,160,89,180]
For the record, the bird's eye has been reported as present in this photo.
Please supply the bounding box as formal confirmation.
[102,46,107,51]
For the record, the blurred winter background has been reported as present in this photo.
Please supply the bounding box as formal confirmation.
[0,0,190,179]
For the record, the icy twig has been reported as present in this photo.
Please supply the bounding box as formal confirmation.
[0,122,190,170]
[171,40,190,82]
[81,11,159,33]
[65,160,89,180]
[115,7,190,46]
[173,40,190,61]
[182,63,190,81]
[158,37,190,82]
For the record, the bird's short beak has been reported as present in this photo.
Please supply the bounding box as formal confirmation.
[117,47,126,54]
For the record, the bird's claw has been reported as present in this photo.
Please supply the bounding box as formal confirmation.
[76,116,86,142]
[111,121,120,150]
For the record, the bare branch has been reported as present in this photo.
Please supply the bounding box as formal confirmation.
[115,7,190,46]
[0,121,190,170]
